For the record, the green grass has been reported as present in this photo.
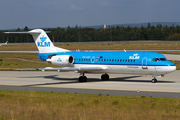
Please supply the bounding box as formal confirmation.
[172,61,180,70]
[1,42,180,51]
[156,51,180,55]
[0,59,56,70]
[0,53,57,70]
[0,90,179,120]
[0,53,40,61]
[58,42,180,50]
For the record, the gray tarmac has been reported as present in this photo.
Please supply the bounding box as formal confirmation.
[0,50,180,98]
[0,71,179,98]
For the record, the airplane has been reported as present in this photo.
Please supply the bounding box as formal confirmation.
[4,29,176,83]
[0,41,8,46]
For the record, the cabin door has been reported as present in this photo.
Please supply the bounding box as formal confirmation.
[142,58,148,69]
[91,56,95,64]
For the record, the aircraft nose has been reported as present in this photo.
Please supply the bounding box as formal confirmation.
[166,61,176,73]
[168,65,176,73]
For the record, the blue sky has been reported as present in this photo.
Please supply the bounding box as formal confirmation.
[0,0,179,30]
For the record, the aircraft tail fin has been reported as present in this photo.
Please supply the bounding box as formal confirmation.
[5,41,8,45]
[0,41,8,46]
[4,29,69,53]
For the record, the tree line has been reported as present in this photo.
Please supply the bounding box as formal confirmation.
[1,23,180,43]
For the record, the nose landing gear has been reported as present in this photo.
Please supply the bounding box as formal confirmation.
[151,77,157,83]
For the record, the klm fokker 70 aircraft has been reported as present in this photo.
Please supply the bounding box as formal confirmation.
[5,29,176,83]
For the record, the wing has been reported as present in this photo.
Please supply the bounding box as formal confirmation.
[17,66,107,73]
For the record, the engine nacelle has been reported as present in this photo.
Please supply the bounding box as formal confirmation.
[47,55,74,67]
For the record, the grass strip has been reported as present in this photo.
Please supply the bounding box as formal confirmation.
[0,89,179,120]
[1,42,180,51]
[0,53,57,70]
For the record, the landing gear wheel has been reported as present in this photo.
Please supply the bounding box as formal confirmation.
[151,79,157,83]
[79,76,87,82]
[101,74,109,81]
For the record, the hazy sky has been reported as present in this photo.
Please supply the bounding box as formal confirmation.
[0,0,179,29]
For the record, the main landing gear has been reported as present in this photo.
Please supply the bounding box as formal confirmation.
[78,73,110,82]
[101,73,109,81]
[151,77,157,83]
[79,73,87,82]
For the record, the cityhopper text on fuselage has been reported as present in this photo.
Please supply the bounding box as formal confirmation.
[4,29,176,83]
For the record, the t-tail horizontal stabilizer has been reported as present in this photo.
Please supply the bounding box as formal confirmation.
[4,29,69,53]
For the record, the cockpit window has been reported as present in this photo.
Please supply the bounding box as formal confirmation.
[152,58,166,62]
[160,58,166,61]
[152,58,160,62]
[152,58,154,62]
[155,58,160,61]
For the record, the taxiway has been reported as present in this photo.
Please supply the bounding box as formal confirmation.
[0,50,180,98]
[0,71,179,98]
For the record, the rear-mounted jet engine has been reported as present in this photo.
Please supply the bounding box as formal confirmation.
[47,55,74,67]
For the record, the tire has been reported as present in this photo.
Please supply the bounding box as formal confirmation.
[79,76,87,82]
[152,79,155,83]
[101,74,109,81]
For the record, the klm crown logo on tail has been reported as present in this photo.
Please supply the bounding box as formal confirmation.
[37,36,50,47]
